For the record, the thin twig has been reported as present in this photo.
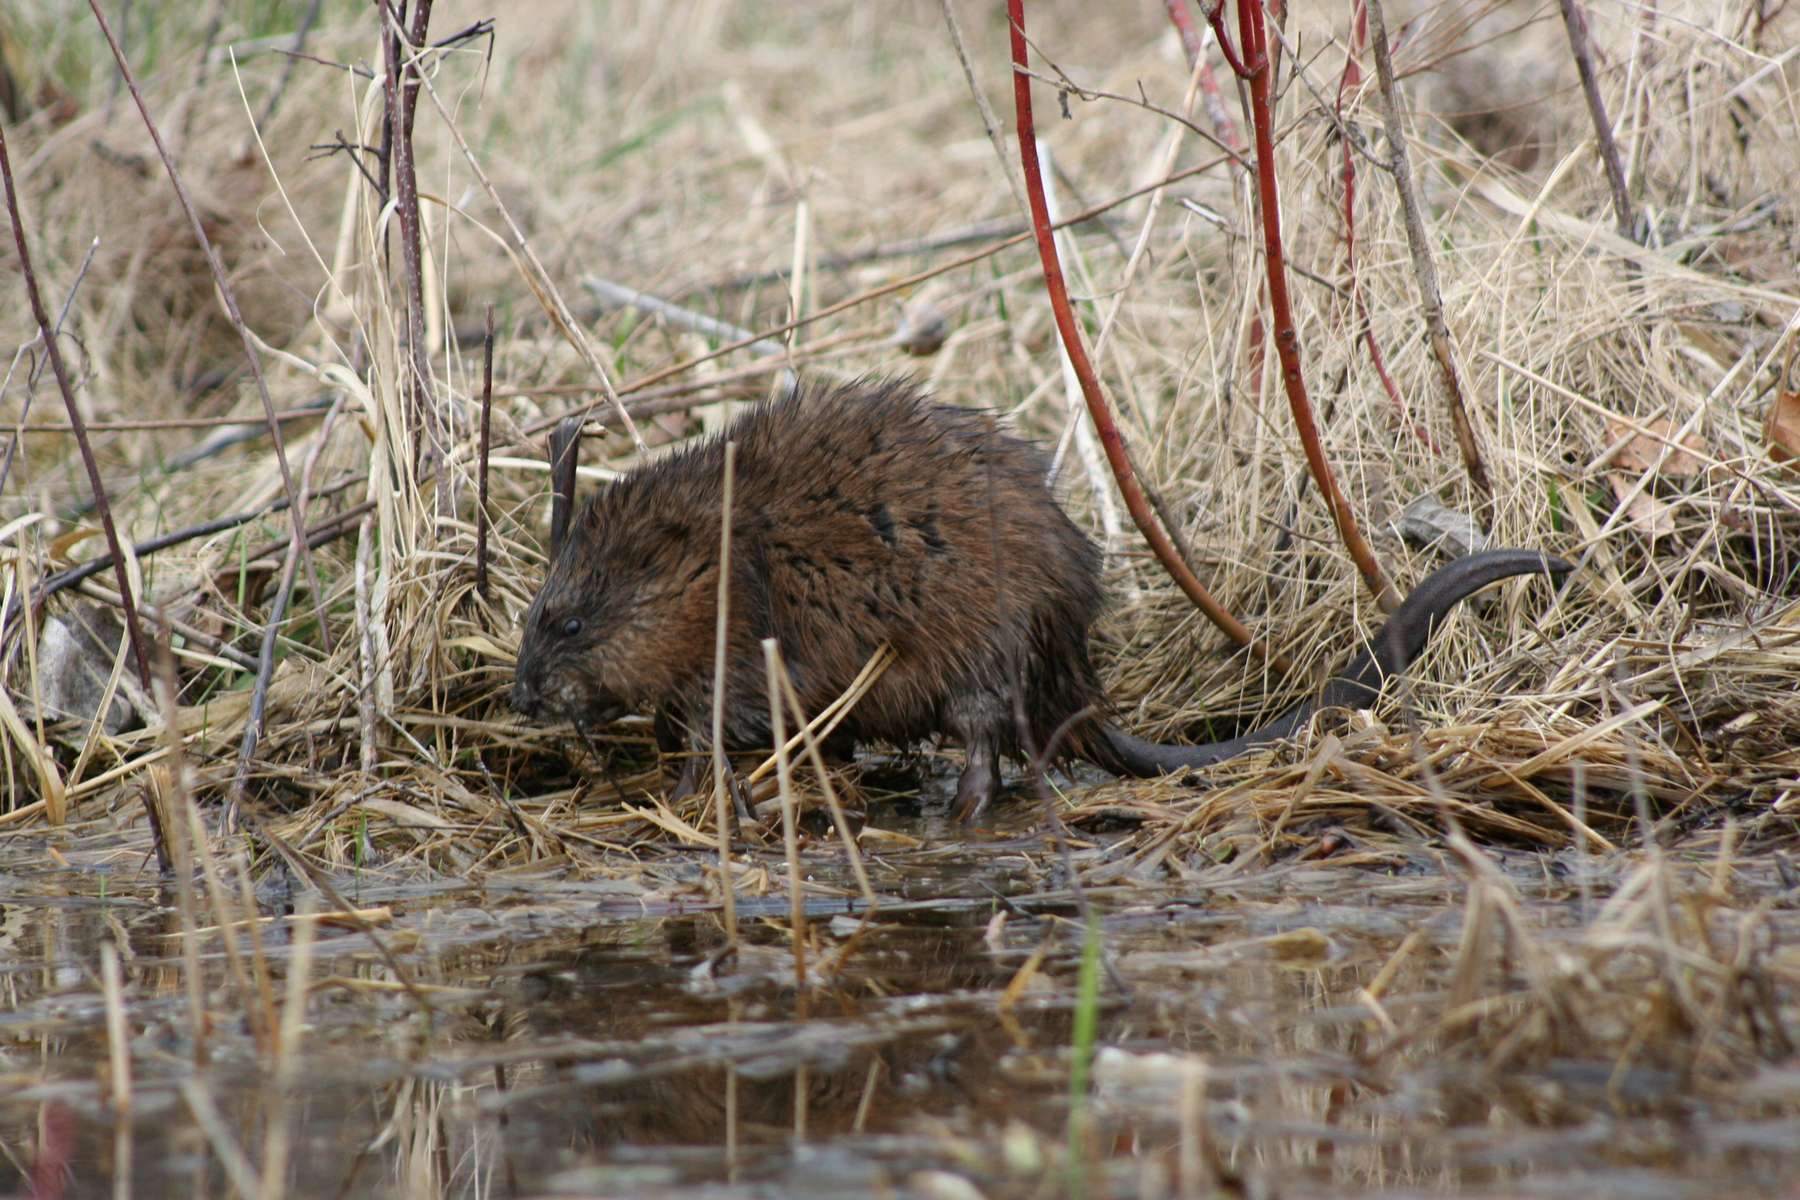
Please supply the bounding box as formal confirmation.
[85,0,334,655]
[248,0,324,135]
[938,0,1028,216]
[226,399,344,821]
[1015,65,1250,172]
[681,216,1026,298]
[476,306,494,598]
[581,276,788,360]
[519,156,1232,441]
[76,584,259,674]
[1332,0,1431,448]
[581,276,798,397]
[5,405,334,434]
[1364,0,1494,502]
[174,1,229,150]
[378,0,444,479]
[0,235,99,495]
[1164,0,1246,152]
[0,123,152,688]
[403,30,646,451]
[1556,0,1638,243]
[29,472,361,608]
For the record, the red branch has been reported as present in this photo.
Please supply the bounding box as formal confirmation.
[1336,0,1431,449]
[1211,0,1400,612]
[1008,0,1276,664]
[1163,0,1246,153]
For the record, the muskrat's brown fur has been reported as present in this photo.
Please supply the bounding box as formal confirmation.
[511,379,1570,817]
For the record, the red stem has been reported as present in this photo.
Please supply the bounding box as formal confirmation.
[1337,0,1432,449]
[1165,0,1204,61]
[1166,0,1247,154]
[1224,0,1399,612]
[1204,2,1253,77]
[1008,1,1274,663]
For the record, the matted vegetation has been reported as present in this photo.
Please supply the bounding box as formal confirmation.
[0,1,1796,1196]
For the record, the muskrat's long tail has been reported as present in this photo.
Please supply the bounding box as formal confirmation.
[1092,549,1573,779]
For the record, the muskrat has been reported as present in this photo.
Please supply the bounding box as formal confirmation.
[510,378,1570,818]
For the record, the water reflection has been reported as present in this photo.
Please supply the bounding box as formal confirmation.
[0,839,1793,1198]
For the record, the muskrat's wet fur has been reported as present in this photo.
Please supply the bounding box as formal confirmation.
[511,378,1570,817]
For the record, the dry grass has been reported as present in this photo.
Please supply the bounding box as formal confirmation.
[1,0,1796,910]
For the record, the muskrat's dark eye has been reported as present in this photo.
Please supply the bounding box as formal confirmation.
[560,616,583,638]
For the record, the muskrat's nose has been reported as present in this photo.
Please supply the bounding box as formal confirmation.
[509,678,538,715]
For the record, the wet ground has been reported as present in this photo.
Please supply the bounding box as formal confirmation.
[1,804,1798,1199]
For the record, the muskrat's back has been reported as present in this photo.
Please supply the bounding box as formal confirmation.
[512,377,1573,818]
[511,378,1111,758]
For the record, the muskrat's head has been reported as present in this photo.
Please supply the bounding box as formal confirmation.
[510,481,719,729]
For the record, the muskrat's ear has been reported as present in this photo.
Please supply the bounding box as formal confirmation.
[547,415,583,555]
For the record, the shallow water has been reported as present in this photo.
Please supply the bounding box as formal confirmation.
[1,809,1797,1199]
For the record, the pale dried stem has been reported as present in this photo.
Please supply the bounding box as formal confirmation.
[711,441,739,948]
[356,514,380,775]
[185,801,271,1052]
[150,660,209,1061]
[179,1078,262,1198]
[99,941,132,1200]
[761,638,810,1142]
[773,663,880,929]
[259,892,318,1200]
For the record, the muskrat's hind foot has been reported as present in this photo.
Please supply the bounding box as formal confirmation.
[951,734,1000,822]
[948,693,1007,821]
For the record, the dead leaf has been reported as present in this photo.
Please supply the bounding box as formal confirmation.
[48,527,102,565]
[1604,415,1707,478]
[856,826,922,850]
[1766,344,1800,471]
[1397,493,1487,557]
[1606,472,1677,538]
